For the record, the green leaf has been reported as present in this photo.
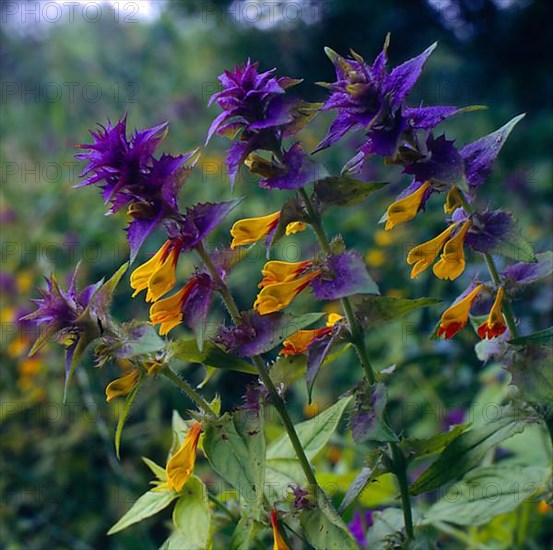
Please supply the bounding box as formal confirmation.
[510,345,553,408]
[115,374,144,459]
[120,323,165,357]
[142,456,167,481]
[63,333,97,402]
[267,396,352,461]
[203,407,265,520]
[410,406,535,495]
[509,327,553,347]
[268,197,309,249]
[364,508,409,548]
[299,492,359,550]
[314,176,388,208]
[339,463,381,513]
[486,218,536,263]
[89,262,129,317]
[400,424,470,462]
[172,475,212,549]
[107,490,177,535]
[356,296,440,330]
[229,517,263,550]
[423,465,548,526]
[172,339,256,375]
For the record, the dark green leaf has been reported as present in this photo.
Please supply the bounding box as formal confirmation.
[314,176,388,208]
[115,374,144,459]
[510,345,553,408]
[400,424,470,462]
[509,327,553,347]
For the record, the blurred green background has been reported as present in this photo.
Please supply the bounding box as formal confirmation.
[1,1,552,548]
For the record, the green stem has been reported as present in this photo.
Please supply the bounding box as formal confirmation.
[298,188,376,384]
[161,367,218,418]
[195,242,321,494]
[458,190,519,338]
[390,442,415,540]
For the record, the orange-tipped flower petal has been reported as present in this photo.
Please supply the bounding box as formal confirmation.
[285,221,307,235]
[258,260,312,288]
[477,287,508,339]
[149,280,196,335]
[437,284,484,339]
[385,181,430,231]
[230,211,281,249]
[166,422,202,492]
[270,509,291,550]
[407,223,458,279]
[105,370,139,403]
[280,313,342,356]
[433,220,471,281]
[130,241,172,297]
[254,270,320,315]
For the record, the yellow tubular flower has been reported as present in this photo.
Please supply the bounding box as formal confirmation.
[258,260,312,289]
[407,223,458,279]
[105,370,139,403]
[270,509,291,550]
[254,270,321,315]
[444,186,463,214]
[285,221,307,235]
[230,211,280,249]
[432,221,472,280]
[280,313,343,356]
[437,284,484,339]
[478,287,508,339]
[130,240,180,302]
[385,181,431,231]
[149,280,196,335]
[166,422,202,492]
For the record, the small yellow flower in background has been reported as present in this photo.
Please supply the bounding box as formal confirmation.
[437,284,484,339]
[433,220,472,280]
[258,260,312,288]
[407,223,458,279]
[0,306,15,324]
[365,249,386,268]
[303,401,320,418]
[285,221,307,235]
[130,240,180,302]
[166,422,202,492]
[387,289,406,298]
[230,211,280,248]
[105,370,139,403]
[444,186,463,214]
[385,181,430,231]
[17,357,43,393]
[254,270,320,315]
[149,279,196,335]
[280,313,342,356]
[270,509,291,550]
[16,270,34,293]
[478,287,508,339]
[8,334,29,358]
[374,229,394,247]
[537,499,552,514]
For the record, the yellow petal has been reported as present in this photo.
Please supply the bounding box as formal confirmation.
[285,221,307,236]
[105,370,139,403]
[326,313,343,327]
[407,223,458,279]
[166,422,202,492]
[254,271,320,315]
[444,186,463,214]
[271,509,291,550]
[477,287,507,339]
[432,221,471,281]
[130,241,171,298]
[280,329,323,356]
[149,282,194,335]
[230,211,280,249]
[437,284,484,339]
[146,246,180,302]
[385,181,430,231]
[258,260,311,288]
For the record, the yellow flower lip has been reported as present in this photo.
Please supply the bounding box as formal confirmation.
[385,181,431,231]
[270,509,291,550]
[149,279,197,335]
[407,223,458,279]
[478,287,507,339]
[280,313,343,356]
[259,260,312,288]
[432,220,472,281]
[130,240,181,302]
[254,269,321,315]
[230,211,281,249]
[437,284,484,339]
[166,422,202,492]
[105,370,139,403]
[444,186,463,214]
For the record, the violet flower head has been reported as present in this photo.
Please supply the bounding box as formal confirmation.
[76,117,198,261]
[207,59,302,185]
[316,37,463,159]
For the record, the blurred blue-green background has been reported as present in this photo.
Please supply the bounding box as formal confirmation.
[1,1,552,548]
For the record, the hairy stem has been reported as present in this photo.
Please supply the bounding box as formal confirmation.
[161,367,218,418]
[195,242,321,494]
[390,442,415,540]
[458,190,519,338]
[298,188,376,384]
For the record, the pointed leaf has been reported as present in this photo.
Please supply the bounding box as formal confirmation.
[509,327,553,347]
[314,176,387,208]
[115,374,144,459]
[400,424,469,462]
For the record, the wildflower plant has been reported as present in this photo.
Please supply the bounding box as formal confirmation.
[25,36,552,548]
